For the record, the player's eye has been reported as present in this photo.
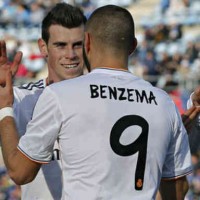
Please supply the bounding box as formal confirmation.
[73,41,83,49]
[55,43,66,48]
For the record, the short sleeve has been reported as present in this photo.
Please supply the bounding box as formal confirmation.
[18,87,63,163]
[187,92,194,109]
[162,106,192,180]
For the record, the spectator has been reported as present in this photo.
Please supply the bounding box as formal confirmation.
[160,0,170,15]
[142,50,160,85]
[29,2,45,27]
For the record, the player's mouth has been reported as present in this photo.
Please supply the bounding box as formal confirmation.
[62,64,79,69]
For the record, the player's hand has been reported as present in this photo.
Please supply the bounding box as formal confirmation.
[0,40,22,86]
[181,106,200,132]
[192,86,200,106]
[0,71,14,109]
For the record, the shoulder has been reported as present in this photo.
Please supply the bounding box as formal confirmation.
[14,79,45,101]
[49,75,87,91]
[136,78,173,103]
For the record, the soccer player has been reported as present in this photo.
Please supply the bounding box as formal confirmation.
[0,5,193,199]
[0,3,86,199]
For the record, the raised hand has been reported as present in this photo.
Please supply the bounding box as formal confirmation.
[182,106,200,132]
[0,40,22,86]
[0,71,14,109]
[192,86,200,106]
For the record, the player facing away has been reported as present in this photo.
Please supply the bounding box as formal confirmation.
[0,5,192,200]
[0,2,86,200]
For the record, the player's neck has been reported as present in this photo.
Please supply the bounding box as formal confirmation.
[90,54,128,72]
[94,66,129,72]
[46,77,54,86]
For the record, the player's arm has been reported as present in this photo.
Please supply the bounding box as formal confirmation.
[0,40,22,85]
[0,71,41,185]
[159,176,189,200]
[0,117,41,184]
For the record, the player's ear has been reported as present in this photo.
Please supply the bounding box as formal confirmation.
[129,37,138,55]
[84,32,91,54]
[38,38,48,58]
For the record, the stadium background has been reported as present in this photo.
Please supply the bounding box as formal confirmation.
[0,0,199,199]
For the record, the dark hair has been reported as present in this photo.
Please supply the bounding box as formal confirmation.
[42,3,87,43]
[85,5,135,53]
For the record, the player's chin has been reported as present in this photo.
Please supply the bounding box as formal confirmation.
[63,67,83,79]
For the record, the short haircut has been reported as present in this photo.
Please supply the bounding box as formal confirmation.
[42,3,87,43]
[85,5,135,53]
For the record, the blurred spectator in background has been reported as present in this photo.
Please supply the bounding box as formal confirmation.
[157,52,172,75]
[185,152,200,200]
[0,167,21,200]
[29,2,45,27]
[167,52,182,75]
[168,20,182,41]
[154,23,169,44]
[0,0,18,28]
[137,39,149,63]
[142,50,160,86]
[15,3,30,27]
[163,78,186,115]
[160,0,170,15]
[80,0,96,18]
[185,41,199,64]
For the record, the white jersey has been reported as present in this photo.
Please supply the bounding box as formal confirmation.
[187,94,200,153]
[14,79,62,200]
[18,68,192,200]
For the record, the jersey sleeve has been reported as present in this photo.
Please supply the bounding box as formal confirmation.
[17,87,63,163]
[13,84,44,138]
[161,106,193,180]
[13,87,28,137]
[187,92,194,109]
[186,92,200,153]
[186,92,200,129]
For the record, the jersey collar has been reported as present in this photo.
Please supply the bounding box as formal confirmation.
[91,67,132,74]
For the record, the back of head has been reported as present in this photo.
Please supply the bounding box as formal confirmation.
[85,5,136,53]
[42,3,87,43]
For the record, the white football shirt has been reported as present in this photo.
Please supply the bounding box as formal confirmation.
[14,79,62,200]
[18,68,192,200]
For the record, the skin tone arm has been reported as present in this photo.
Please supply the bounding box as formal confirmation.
[0,71,41,185]
[159,176,189,200]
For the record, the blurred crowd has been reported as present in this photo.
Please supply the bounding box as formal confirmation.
[185,152,200,200]
[129,0,200,113]
[0,167,21,200]
[0,0,199,199]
